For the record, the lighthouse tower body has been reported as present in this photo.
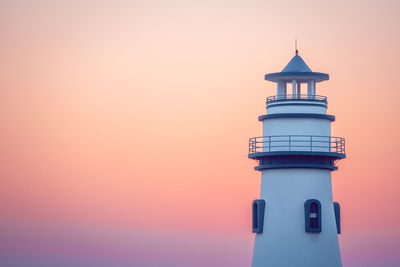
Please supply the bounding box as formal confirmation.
[249,52,345,267]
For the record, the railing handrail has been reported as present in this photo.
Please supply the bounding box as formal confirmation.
[249,135,345,155]
[266,94,327,103]
[250,134,337,138]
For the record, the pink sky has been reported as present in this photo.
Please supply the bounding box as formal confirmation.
[1,0,400,266]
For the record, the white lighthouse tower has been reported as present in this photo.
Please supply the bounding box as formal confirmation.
[249,49,345,267]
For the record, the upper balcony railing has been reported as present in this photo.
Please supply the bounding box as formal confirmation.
[266,94,327,104]
[249,135,345,155]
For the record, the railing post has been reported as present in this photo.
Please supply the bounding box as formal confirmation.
[257,138,259,153]
[310,136,313,152]
[269,136,271,152]
[289,136,291,151]
[329,136,331,152]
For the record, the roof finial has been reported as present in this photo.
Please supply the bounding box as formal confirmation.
[295,38,298,55]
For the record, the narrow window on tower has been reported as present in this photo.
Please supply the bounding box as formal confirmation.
[304,199,321,233]
[252,199,265,233]
[334,202,341,234]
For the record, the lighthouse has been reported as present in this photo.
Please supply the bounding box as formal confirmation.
[249,50,345,267]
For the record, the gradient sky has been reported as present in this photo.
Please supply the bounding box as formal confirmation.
[1,0,400,266]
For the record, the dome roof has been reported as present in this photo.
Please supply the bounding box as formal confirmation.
[265,53,329,83]
[282,55,312,72]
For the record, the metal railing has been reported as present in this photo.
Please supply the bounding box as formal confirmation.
[266,94,327,104]
[249,135,345,155]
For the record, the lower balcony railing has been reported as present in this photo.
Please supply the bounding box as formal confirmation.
[249,135,345,155]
